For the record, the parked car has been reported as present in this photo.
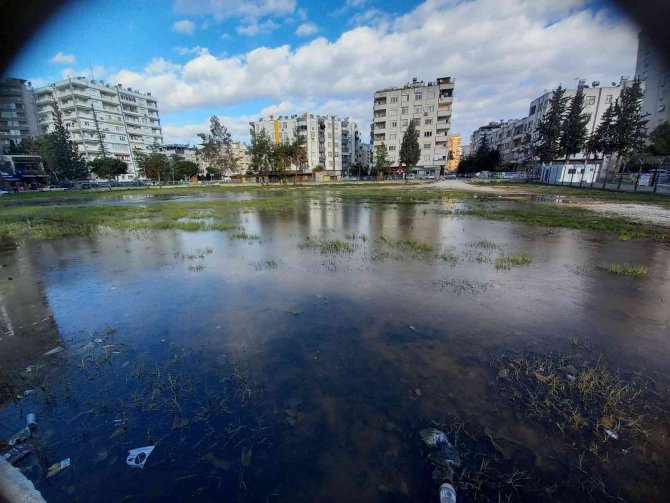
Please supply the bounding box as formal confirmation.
[446,173,457,179]
[426,174,435,180]
[40,186,68,192]
[407,174,416,180]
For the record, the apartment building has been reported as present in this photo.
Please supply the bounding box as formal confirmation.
[446,134,462,172]
[471,79,626,167]
[0,78,39,153]
[635,31,670,131]
[35,76,163,179]
[356,142,373,172]
[249,114,358,177]
[231,142,250,174]
[372,76,455,176]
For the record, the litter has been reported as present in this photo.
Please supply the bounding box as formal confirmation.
[46,458,71,477]
[420,428,461,467]
[160,338,166,344]
[94,338,103,343]
[43,346,64,356]
[121,361,130,368]
[8,426,31,446]
[126,446,155,468]
[26,413,37,429]
[24,366,33,373]
[23,389,36,396]
[439,482,457,503]
[1,443,34,464]
[409,325,416,331]
[604,429,619,440]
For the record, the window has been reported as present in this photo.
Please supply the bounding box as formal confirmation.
[389,109,397,116]
[414,105,422,113]
[426,105,434,112]
[401,107,408,115]
[390,96,398,103]
[605,94,613,104]
[400,119,408,126]
[585,96,596,105]
[568,168,577,174]
[529,105,537,115]
[423,131,432,137]
[390,121,397,128]
[389,156,396,162]
[401,94,409,102]
[415,92,422,100]
[423,143,431,149]
[327,132,332,138]
[424,118,432,125]
[412,118,421,126]
[427,92,435,99]
[422,155,430,161]
[389,133,397,140]
[119,136,126,141]
[388,146,396,151]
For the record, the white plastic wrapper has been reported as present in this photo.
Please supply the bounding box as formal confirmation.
[126,446,155,468]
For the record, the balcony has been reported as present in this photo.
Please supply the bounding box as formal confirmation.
[374,98,387,106]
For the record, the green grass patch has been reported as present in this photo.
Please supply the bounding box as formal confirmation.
[598,263,648,277]
[495,253,533,270]
[298,236,356,253]
[231,231,261,240]
[461,203,670,242]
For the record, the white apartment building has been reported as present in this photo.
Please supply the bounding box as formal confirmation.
[249,113,358,177]
[372,76,455,176]
[635,31,670,131]
[35,76,163,179]
[0,78,39,153]
[356,142,373,172]
[471,79,626,167]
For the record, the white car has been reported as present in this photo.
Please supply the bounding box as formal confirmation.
[426,174,436,180]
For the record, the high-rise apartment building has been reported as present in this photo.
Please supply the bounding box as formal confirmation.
[470,78,627,167]
[372,76,454,176]
[635,31,670,131]
[0,78,39,153]
[249,113,358,177]
[446,134,462,172]
[35,76,163,179]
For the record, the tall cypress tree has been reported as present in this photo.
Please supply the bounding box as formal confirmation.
[586,103,616,160]
[611,78,647,168]
[559,89,589,162]
[50,98,89,180]
[535,86,569,164]
[399,121,421,179]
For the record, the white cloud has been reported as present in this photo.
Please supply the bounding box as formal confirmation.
[50,52,76,65]
[173,19,196,35]
[296,22,318,37]
[177,46,210,56]
[173,0,296,21]
[236,19,279,36]
[163,115,255,144]
[114,0,638,141]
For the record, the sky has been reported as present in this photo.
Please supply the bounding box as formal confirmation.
[5,0,640,146]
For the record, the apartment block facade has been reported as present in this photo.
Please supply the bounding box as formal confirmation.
[35,77,163,179]
[372,76,454,176]
[446,134,462,172]
[249,113,358,177]
[470,79,626,167]
[635,31,670,131]
[0,78,39,153]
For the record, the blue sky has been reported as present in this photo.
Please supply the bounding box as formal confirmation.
[6,0,639,144]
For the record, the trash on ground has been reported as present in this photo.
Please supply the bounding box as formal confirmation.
[1,443,34,464]
[604,429,619,440]
[94,338,102,343]
[439,482,457,503]
[26,413,37,429]
[8,426,31,446]
[409,325,416,331]
[126,446,155,468]
[43,346,64,356]
[420,428,461,467]
[23,390,35,397]
[121,361,130,368]
[46,458,71,477]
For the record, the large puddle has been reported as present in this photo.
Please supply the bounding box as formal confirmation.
[1,195,669,501]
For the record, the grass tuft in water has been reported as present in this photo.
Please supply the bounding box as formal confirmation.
[495,253,533,270]
[231,232,261,241]
[598,263,648,277]
[298,236,356,253]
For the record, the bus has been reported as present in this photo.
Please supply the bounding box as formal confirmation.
[0,155,50,185]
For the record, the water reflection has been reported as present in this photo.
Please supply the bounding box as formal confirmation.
[1,196,669,501]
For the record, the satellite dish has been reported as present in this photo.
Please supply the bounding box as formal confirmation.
[611,82,616,86]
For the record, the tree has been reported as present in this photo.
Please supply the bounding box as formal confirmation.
[49,99,89,180]
[647,122,670,156]
[535,86,569,164]
[373,142,391,177]
[559,89,589,162]
[399,120,421,179]
[173,160,199,180]
[198,116,236,177]
[586,103,616,161]
[458,135,501,174]
[611,78,647,169]
[5,140,29,154]
[134,147,170,183]
[248,128,274,177]
[89,157,127,180]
